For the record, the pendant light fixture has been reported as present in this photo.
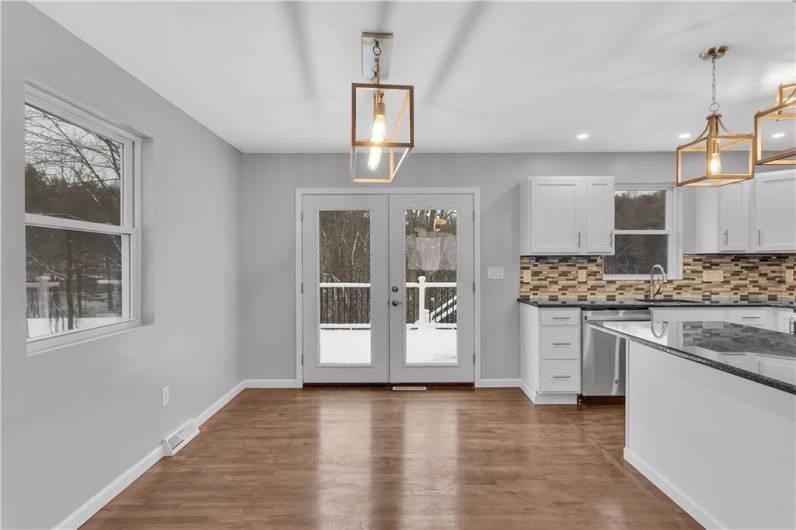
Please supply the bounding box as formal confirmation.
[350,32,414,183]
[754,82,796,165]
[676,46,754,187]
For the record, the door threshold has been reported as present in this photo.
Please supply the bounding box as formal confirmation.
[302,382,475,389]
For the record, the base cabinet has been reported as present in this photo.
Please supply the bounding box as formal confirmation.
[520,305,581,404]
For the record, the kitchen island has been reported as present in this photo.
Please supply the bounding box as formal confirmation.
[592,320,796,530]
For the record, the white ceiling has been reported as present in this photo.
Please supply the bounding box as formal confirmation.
[34,1,796,154]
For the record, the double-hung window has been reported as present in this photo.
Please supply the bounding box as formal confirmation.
[25,89,140,351]
[603,186,680,279]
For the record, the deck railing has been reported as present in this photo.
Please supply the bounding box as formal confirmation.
[319,276,456,327]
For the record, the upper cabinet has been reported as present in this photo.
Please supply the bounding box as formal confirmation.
[519,176,615,256]
[719,180,751,252]
[683,169,796,254]
[585,177,615,254]
[753,172,796,252]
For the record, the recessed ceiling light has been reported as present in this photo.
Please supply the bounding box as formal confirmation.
[771,132,786,139]
[576,133,589,140]
[678,132,692,139]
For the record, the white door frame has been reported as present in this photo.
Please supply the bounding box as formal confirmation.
[295,187,482,386]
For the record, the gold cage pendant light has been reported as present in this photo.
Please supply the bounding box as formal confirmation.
[754,82,796,165]
[350,32,414,183]
[676,46,754,187]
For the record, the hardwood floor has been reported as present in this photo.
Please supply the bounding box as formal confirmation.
[82,388,701,529]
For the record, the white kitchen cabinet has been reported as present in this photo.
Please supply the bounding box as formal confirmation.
[753,171,796,252]
[519,176,615,256]
[775,309,796,333]
[585,177,615,254]
[718,181,751,252]
[757,355,796,385]
[652,307,795,333]
[520,304,580,404]
[683,169,796,254]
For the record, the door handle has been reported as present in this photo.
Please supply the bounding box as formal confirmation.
[391,300,402,307]
[758,229,762,246]
[723,230,728,245]
[609,231,613,247]
[577,231,582,248]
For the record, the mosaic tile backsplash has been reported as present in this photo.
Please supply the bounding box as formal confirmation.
[520,255,796,302]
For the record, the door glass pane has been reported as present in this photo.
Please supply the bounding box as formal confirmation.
[404,209,457,364]
[26,226,124,339]
[318,210,371,364]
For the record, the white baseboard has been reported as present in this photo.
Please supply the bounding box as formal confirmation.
[476,378,520,388]
[623,448,723,530]
[53,446,162,530]
[518,381,578,405]
[53,379,246,530]
[243,378,303,388]
[196,381,245,427]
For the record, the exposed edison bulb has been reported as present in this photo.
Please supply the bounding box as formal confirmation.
[709,151,722,176]
[367,112,386,171]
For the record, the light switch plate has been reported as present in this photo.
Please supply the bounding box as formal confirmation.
[577,270,588,283]
[702,269,724,282]
[487,266,504,280]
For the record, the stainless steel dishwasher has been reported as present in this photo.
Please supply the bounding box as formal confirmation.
[582,309,651,396]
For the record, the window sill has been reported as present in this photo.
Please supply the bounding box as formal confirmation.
[26,319,144,356]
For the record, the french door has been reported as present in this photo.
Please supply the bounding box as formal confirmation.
[301,192,475,383]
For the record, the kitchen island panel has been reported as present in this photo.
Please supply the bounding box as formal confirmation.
[626,341,796,530]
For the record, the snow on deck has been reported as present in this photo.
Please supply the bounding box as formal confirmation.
[320,326,457,365]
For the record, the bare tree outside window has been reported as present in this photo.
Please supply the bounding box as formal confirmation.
[24,103,131,340]
[604,189,671,276]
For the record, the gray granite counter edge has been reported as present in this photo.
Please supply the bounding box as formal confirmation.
[589,322,796,396]
[517,298,796,310]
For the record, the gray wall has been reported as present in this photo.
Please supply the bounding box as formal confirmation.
[1,4,242,528]
[240,152,678,381]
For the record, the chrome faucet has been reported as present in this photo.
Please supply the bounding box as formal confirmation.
[649,264,668,300]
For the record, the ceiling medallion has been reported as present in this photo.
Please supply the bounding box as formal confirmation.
[676,46,754,187]
[350,32,414,183]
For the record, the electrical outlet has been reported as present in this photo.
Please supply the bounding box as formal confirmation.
[577,270,587,283]
[161,386,170,408]
[702,269,724,282]
[786,269,795,284]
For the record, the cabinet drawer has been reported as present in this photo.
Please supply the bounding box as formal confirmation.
[540,309,580,326]
[540,360,580,392]
[540,327,580,360]
[726,309,770,329]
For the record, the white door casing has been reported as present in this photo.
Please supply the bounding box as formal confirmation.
[298,189,479,384]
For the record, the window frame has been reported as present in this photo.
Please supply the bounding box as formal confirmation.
[25,86,142,354]
[603,184,682,281]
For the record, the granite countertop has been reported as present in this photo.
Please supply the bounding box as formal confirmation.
[517,297,796,310]
[591,320,796,395]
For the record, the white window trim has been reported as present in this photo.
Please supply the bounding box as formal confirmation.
[25,86,142,354]
[603,184,682,281]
